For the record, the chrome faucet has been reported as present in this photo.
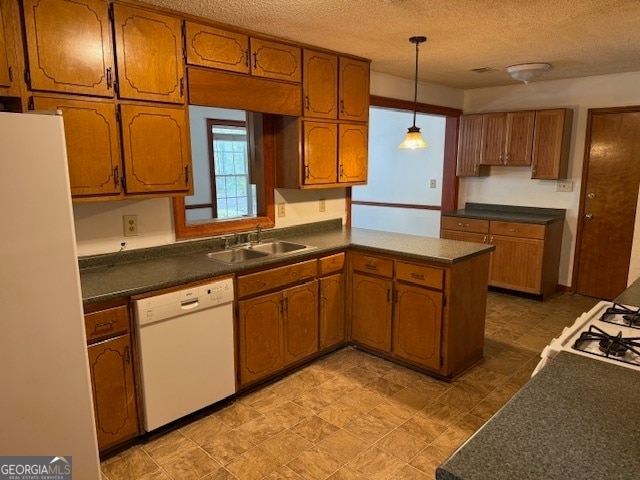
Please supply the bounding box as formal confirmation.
[256,224,262,243]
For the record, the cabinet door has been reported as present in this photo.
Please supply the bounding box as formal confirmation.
[505,111,534,165]
[283,281,319,364]
[490,235,543,293]
[456,114,484,176]
[531,109,570,179]
[250,38,301,83]
[238,291,284,386]
[22,0,114,97]
[119,104,191,194]
[480,112,506,165]
[338,123,368,184]
[393,283,442,371]
[338,57,369,122]
[303,121,337,185]
[303,50,337,119]
[351,273,392,352]
[114,5,184,103]
[32,95,122,198]
[87,334,138,451]
[0,0,17,92]
[184,22,249,74]
[320,273,345,350]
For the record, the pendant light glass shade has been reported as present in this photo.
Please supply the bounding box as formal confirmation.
[398,36,428,149]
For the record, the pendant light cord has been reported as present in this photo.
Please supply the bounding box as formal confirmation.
[412,40,419,128]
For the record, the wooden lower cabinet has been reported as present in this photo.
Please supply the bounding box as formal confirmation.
[85,305,138,452]
[489,234,543,293]
[392,283,442,371]
[351,272,392,352]
[283,281,319,364]
[319,273,345,349]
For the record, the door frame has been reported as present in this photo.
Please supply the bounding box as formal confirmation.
[571,105,640,293]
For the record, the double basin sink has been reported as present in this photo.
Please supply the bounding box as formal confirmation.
[206,240,315,264]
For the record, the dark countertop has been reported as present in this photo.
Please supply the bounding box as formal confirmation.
[614,276,640,306]
[436,351,640,480]
[442,202,565,225]
[79,221,494,305]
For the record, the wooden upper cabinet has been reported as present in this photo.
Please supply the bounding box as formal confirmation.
[32,95,122,198]
[531,108,573,180]
[113,5,184,103]
[119,104,191,194]
[303,121,338,185]
[250,38,301,83]
[480,112,506,165]
[22,0,114,97]
[338,123,367,184]
[184,22,249,74]
[338,57,369,122]
[456,114,486,176]
[505,111,535,165]
[303,50,337,119]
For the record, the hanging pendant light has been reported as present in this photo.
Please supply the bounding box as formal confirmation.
[398,35,428,149]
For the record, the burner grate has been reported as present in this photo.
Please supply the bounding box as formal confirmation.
[573,325,640,366]
[600,303,640,328]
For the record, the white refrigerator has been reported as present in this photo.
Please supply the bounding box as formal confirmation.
[0,112,101,478]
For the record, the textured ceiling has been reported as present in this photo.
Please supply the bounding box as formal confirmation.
[140,0,640,89]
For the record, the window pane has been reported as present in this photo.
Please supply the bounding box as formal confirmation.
[216,177,226,198]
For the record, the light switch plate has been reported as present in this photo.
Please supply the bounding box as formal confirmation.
[277,203,286,217]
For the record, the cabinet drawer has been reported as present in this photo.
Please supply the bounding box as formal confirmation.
[441,216,489,234]
[319,253,345,275]
[237,259,317,299]
[351,252,393,278]
[395,262,444,290]
[85,306,128,344]
[490,221,545,240]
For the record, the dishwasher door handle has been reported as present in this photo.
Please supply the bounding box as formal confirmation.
[180,299,200,310]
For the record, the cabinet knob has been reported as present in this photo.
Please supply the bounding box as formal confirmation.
[587,192,596,199]
[585,213,594,220]
[483,235,488,243]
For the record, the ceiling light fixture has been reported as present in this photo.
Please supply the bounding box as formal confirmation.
[506,63,551,84]
[398,36,428,149]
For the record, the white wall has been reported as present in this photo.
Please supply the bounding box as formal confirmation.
[462,71,640,287]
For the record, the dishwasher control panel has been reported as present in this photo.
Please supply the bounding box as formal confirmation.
[136,278,234,327]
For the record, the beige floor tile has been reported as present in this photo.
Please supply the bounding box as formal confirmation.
[293,386,344,413]
[287,446,342,480]
[367,400,416,426]
[263,400,314,429]
[470,381,522,421]
[142,430,197,466]
[270,374,318,400]
[398,412,449,443]
[201,429,255,465]
[161,446,220,480]
[216,401,263,428]
[101,447,161,480]
[435,382,486,411]
[290,415,340,443]
[326,466,369,479]
[341,387,386,412]
[389,464,433,480]
[343,412,397,444]
[318,400,365,428]
[180,414,232,446]
[260,429,313,464]
[316,429,369,464]
[347,446,406,480]
[388,387,432,410]
[294,364,338,387]
[364,377,405,397]
[419,401,467,428]
[236,414,286,444]
[410,444,456,477]
[242,387,289,413]
[263,465,305,479]
[375,428,428,462]
[201,467,239,479]
[225,446,280,480]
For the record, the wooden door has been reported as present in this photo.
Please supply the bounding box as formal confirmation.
[237,291,284,386]
[505,111,534,165]
[283,281,318,364]
[119,104,191,194]
[303,121,337,185]
[351,273,392,352]
[114,5,184,103]
[456,114,484,176]
[393,283,442,371]
[576,110,640,299]
[250,38,301,83]
[480,112,506,165]
[22,0,114,97]
[32,95,122,198]
[338,123,368,184]
[87,335,138,451]
[303,50,337,119]
[490,235,543,294]
[184,22,249,74]
[531,109,571,179]
[320,273,345,349]
[338,57,369,122]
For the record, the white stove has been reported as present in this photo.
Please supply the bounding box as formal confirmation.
[533,301,640,375]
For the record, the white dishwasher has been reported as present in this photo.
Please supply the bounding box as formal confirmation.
[134,278,235,431]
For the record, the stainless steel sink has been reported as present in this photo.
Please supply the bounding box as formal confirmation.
[205,248,269,263]
[248,241,309,255]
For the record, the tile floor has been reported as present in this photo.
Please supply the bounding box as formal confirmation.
[101,291,598,480]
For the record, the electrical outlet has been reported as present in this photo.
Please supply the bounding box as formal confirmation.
[556,180,574,192]
[429,179,437,189]
[123,215,139,236]
[319,198,326,212]
[277,203,286,217]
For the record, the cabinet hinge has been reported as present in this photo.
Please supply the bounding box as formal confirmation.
[27,97,34,111]
[392,289,398,303]
[121,175,127,190]
[114,80,119,96]
[8,67,13,82]
[24,69,31,85]
[115,106,121,123]
[108,3,114,22]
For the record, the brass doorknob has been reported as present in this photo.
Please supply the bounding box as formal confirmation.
[587,192,596,199]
